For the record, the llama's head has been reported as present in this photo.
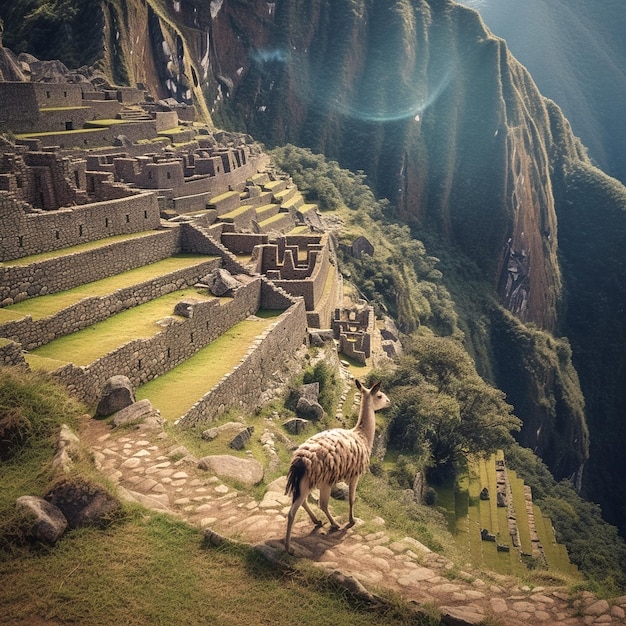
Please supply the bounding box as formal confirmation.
[356,379,391,411]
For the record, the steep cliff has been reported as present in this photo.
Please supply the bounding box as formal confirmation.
[3,0,626,534]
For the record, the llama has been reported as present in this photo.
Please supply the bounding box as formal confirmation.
[284,379,391,553]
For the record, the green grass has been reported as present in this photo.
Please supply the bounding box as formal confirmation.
[28,288,212,366]
[84,119,135,127]
[219,204,254,220]
[39,106,91,112]
[260,211,290,227]
[209,190,240,204]
[136,311,282,421]
[16,127,106,138]
[0,511,423,626]
[0,254,214,322]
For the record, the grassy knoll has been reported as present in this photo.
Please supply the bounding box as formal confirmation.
[137,311,282,421]
[29,288,212,366]
[0,254,214,322]
[0,511,423,626]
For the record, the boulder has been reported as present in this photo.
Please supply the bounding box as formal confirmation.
[95,375,135,418]
[331,482,349,501]
[51,423,81,473]
[229,426,254,451]
[440,606,486,626]
[16,496,67,544]
[173,298,198,318]
[111,399,160,427]
[282,418,309,435]
[295,397,324,421]
[45,478,122,529]
[197,455,264,486]
[202,268,244,296]
[201,421,246,441]
[201,428,219,441]
[299,382,320,403]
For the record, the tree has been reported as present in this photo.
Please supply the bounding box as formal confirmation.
[383,336,521,476]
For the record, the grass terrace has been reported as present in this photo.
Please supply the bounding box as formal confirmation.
[0,254,216,322]
[27,287,213,367]
[15,127,107,138]
[1,231,162,267]
[136,310,282,421]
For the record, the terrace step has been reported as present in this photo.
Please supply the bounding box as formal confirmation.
[26,286,214,367]
[257,211,295,234]
[0,228,181,305]
[254,203,282,222]
[279,190,305,210]
[435,453,577,578]
[0,254,221,350]
[136,310,282,421]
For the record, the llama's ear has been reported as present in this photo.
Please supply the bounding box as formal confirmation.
[355,379,363,391]
[371,381,381,393]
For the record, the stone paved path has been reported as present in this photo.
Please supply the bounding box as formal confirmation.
[83,414,626,626]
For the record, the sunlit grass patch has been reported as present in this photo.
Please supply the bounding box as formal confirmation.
[2,231,160,267]
[30,288,210,365]
[137,311,282,421]
[0,510,421,626]
[1,254,213,322]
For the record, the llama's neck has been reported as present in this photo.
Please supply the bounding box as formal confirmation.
[353,394,376,449]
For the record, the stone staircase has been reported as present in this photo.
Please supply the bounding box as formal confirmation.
[117,105,152,122]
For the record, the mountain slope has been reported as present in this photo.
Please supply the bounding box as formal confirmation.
[460,0,626,186]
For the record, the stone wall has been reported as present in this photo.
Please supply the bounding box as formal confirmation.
[0,257,221,350]
[0,83,40,131]
[0,227,181,304]
[221,232,269,254]
[0,190,160,262]
[272,243,331,311]
[180,222,249,276]
[0,338,27,367]
[33,83,83,108]
[25,121,159,150]
[50,278,264,405]
[37,107,93,133]
[178,297,308,427]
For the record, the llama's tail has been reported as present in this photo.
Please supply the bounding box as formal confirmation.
[285,456,306,500]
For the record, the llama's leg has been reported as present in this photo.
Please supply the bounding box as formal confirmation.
[286,485,311,554]
[318,483,340,530]
[302,500,323,526]
[346,477,359,527]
